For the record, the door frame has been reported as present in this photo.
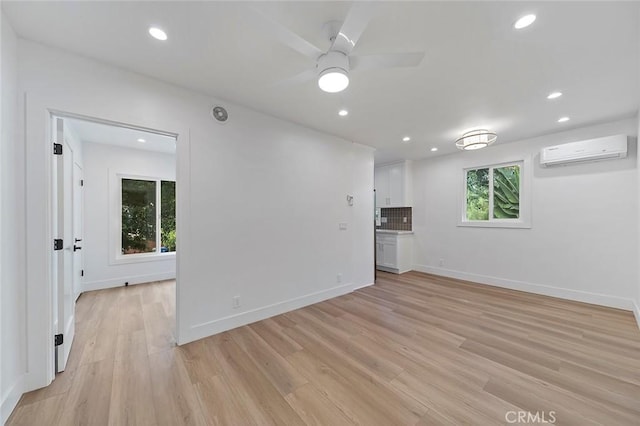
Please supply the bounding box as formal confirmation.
[24,93,190,391]
[72,161,84,301]
[52,117,78,373]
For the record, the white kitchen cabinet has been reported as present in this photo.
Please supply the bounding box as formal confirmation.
[375,161,413,208]
[374,169,390,208]
[377,240,390,268]
[376,232,413,274]
[376,242,384,266]
[382,239,398,268]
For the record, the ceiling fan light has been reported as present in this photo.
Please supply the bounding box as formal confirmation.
[318,69,349,93]
[455,129,497,150]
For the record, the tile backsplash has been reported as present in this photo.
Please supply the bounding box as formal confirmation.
[378,207,412,231]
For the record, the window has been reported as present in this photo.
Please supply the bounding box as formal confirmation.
[121,178,176,255]
[460,160,530,228]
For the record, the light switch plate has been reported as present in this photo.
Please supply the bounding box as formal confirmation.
[339,223,348,230]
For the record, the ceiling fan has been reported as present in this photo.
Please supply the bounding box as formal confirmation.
[249,2,425,93]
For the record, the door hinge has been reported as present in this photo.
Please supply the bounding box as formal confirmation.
[54,239,63,250]
[54,334,63,346]
[80,179,84,187]
[81,269,84,277]
[53,143,63,155]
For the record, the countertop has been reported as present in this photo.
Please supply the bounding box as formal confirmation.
[376,229,414,235]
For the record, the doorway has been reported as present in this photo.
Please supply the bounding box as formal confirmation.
[51,114,178,373]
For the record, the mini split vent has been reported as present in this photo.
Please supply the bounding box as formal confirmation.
[212,106,229,124]
[540,134,627,167]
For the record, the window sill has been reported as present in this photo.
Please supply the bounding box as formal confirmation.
[111,252,176,265]
[457,220,531,229]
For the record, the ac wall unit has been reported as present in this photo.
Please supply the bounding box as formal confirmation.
[540,134,627,167]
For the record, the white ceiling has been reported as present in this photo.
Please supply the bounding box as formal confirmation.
[65,117,176,154]
[4,1,639,163]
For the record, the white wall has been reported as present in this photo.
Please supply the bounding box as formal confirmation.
[1,10,26,424]
[636,110,640,326]
[636,11,640,328]
[412,118,638,310]
[82,142,176,291]
[17,39,374,391]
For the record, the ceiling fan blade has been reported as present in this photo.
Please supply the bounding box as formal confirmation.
[350,52,425,72]
[246,7,324,60]
[330,2,379,55]
[271,69,317,88]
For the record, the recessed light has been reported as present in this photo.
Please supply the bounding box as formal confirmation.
[430,147,438,152]
[547,92,562,100]
[402,136,411,142]
[137,138,146,143]
[149,27,168,41]
[557,117,570,123]
[338,109,349,117]
[514,14,536,30]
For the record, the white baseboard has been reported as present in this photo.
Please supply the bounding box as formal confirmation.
[376,266,412,274]
[83,272,176,292]
[633,300,640,330]
[1,375,24,424]
[354,282,375,291]
[180,281,371,345]
[412,264,635,311]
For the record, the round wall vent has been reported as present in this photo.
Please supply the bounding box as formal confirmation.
[212,106,229,123]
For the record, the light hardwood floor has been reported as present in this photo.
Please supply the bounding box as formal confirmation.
[8,271,640,425]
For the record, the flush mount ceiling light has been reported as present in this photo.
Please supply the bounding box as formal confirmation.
[557,116,570,123]
[402,136,411,142]
[338,109,349,116]
[430,147,438,152]
[547,91,562,99]
[455,129,497,151]
[149,27,168,41]
[514,14,536,29]
[317,51,350,93]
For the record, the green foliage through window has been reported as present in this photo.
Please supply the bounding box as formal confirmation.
[161,181,176,252]
[466,168,489,220]
[122,179,156,254]
[465,164,520,221]
[122,178,176,255]
[493,166,520,219]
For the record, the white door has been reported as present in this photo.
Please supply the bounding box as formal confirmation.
[53,117,76,373]
[73,163,84,301]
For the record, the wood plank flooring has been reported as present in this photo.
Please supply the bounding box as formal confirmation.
[8,272,640,425]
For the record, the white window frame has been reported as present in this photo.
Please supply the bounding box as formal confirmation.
[458,158,531,229]
[110,172,176,265]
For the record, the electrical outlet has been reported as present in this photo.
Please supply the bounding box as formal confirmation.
[337,273,343,283]
[438,259,444,267]
[403,217,407,223]
[232,295,241,309]
[339,223,348,230]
